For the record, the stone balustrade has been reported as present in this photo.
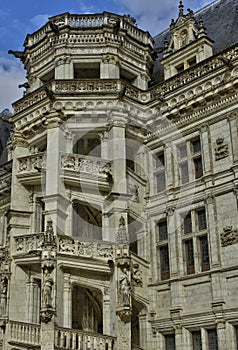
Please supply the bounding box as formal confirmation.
[17,152,46,174]
[61,153,112,179]
[55,327,116,350]
[9,320,41,346]
[24,12,152,47]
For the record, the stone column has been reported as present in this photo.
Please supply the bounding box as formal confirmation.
[200,124,213,176]
[217,321,227,350]
[103,287,111,335]
[63,274,72,328]
[100,55,120,79]
[166,207,179,278]
[205,193,220,268]
[115,246,132,350]
[138,310,148,349]
[44,113,68,234]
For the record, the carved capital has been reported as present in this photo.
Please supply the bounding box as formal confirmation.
[116,307,132,323]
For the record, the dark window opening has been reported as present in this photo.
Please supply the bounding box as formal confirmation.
[120,68,136,84]
[176,64,184,73]
[188,57,197,67]
[155,152,165,167]
[185,239,195,274]
[200,235,210,272]
[194,157,203,179]
[192,331,202,350]
[40,70,55,83]
[160,245,170,280]
[73,137,101,157]
[192,139,201,153]
[73,202,102,240]
[74,63,100,79]
[207,329,218,350]
[197,209,207,231]
[183,213,192,234]
[157,220,168,241]
[178,143,187,158]
[165,334,175,350]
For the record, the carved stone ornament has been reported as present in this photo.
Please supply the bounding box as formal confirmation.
[40,307,55,323]
[116,217,129,244]
[118,268,131,307]
[221,226,238,247]
[131,263,142,287]
[116,307,132,323]
[128,183,139,202]
[214,138,229,160]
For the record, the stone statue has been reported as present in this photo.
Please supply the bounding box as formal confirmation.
[42,270,53,307]
[119,268,131,306]
[0,276,8,315]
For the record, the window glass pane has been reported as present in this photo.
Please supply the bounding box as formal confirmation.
[156,171,166,192]
[194,157,203,179]
[208,329,218,350]
[178,144,187,158]
[192,331,202,350]
[192,139,201,153]
[165,334,175,350]
[180,162,189,184]
[183,213,192,234]
[185,239,194,274]
[197,209,207,230]
[200,235,210,271]
[158,220,168,241]
[155,152,165,167]
[160,245,170,280]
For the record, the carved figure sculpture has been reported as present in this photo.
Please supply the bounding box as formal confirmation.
[0,276,8,315]
[42,270,53,307]
[119,268,131,306]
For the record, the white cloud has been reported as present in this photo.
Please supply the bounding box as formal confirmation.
[120,0,213,35]
[0,54,25,112]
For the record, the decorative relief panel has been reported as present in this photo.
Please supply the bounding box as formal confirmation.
[221,226,238,247]
[214,138,229,160]
[18,153,46,173]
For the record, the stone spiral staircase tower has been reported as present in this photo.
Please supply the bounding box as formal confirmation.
[1,11,154,350]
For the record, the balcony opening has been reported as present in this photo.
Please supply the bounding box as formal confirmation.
[120,68,136,84]
[72,201,102,240]
[40,69,55,83]
[73,135,101,158]
[72,285,103,333]
[74,63,100,79]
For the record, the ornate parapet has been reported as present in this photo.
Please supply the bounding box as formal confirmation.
[14,233,44,255]
[55,79,121,93]
[60,153,112,182]
[220,226,238,247]
[17,152,46,174]
[58,237,114,261]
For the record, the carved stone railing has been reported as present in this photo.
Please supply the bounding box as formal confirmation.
[13,234,114,261]
[55,79,121,93]
[14,233,44,255]
[58,237,114,261]
[13,87,47,113]
[55,327,116,350]
[17,152,46,174]
[61,153,112,180]
[9,320,41,346]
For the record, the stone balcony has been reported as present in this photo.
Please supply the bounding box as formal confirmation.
[8,320,116,350]
[60,153,112,192]
[17,152,46,185]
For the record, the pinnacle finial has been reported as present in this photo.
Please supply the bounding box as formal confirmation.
[179,1,184,16]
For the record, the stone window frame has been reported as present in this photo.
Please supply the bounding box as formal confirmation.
[177,136,203,185]
[153,148,166,193]
[180,207,210,275]
[156,217,170,281]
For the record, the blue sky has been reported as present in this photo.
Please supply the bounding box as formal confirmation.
[0,0,214,111]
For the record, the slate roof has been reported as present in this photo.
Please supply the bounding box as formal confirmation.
[152,0,238,82]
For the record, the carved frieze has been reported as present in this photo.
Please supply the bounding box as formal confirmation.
[131,263,142,287]
[214,138,229,160]
[220,226,238,247]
